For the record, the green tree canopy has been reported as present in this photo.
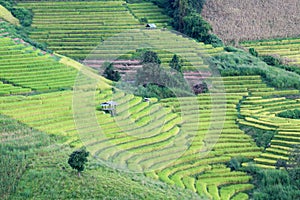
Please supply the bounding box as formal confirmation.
[169,54,183,73]
[141,51,161,65]
[103,62,121,82]
[68,148,89,177]
[182,12,212,41]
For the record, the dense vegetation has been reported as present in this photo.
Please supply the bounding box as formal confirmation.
[277,109,300,119]
[150,0,223,47]
[210,47,300,90]
[0,0,32,26]
[1,1,300,199]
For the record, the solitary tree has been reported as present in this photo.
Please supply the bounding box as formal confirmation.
[68,148,89,177]
[103,62,121,82]
[141,51,161,65]
[169,54,182,73]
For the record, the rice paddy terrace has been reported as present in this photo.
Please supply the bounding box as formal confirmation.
[16,0,223,64]
[1,0,300,200]
[239,94,300,169]
[241,38,300,66]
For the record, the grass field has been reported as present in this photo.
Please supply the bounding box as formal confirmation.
[0,114,199,200]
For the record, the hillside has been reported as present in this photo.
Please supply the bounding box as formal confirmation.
[0,115,199,200]
[1,1,300,200]
[202,0,300,43]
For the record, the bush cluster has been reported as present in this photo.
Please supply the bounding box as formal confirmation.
[276,109,300,119]
[0,0,33,27]
[211,49,300,90]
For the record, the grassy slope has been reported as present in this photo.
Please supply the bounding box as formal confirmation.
[202,0,300,43]
[0,5,19,26]
[0,114,199,200]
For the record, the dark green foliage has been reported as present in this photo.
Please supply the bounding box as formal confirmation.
[192,82,208,94]
[228,158,240,171]
[135,61,192,99]
[103,63,121,82]
[242,146,300,199]
[169,54,182,72]
[150,0,222,46]
[204,33,223,47]
[227,157,250,171]
[256,53,300,76]
[275,159,287,170]
[289,145,300,168]
[249,48,259,57]
[11,7,33,27]
[182,12,212,42]
[139,17,148,23]
[0,0,33,27]
[211,51,300,90]
[141,50,161,65]
[224,46,240,52]
[243,167,300,200]
[68,148,89,176]
[260,55,281,66]
[240,125,275,149]
[276,109,300,119]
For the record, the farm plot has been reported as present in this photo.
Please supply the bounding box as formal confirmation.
[17,1,142,60]
[0,75,268,199]
[0,37,77,92]
[239,89,300,168]
[242,37,300,66]
[127,2,171,28]
[79,75,267,199]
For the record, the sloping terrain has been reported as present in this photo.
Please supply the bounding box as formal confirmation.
[1,1,300,199]
[0,115,198,200]
[239,94,300,169]
[17,1,142,60]
[241,38,300,66]
[0,5,20,26]
[202,0,300,43]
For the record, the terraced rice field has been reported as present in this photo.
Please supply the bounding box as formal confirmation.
[239,91,300,169]
[242,38,300,65]
[17,1,142,60]
[83,28,224,86]
[127,2,171,28]
[0,36,77,93]
[1,75,279,199]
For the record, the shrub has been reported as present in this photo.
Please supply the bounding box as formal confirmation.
[276,109,300,119]
[139,17,148,23]
[0,1,33,27]
[210,51,300,90]
[11,7,33,27]
[103,63,121,82]
[141,50,161,65]
[224,46,240,52]
[204,34,223,47]
[260,55,281,66]
[240,125,275,149]
[249,48,259,57]
[169,54,183,73]
[68,147,89,177]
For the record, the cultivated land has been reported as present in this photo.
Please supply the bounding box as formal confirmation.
[0,0,300,199]
[241,38,300,66]
[202,0,300,43]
